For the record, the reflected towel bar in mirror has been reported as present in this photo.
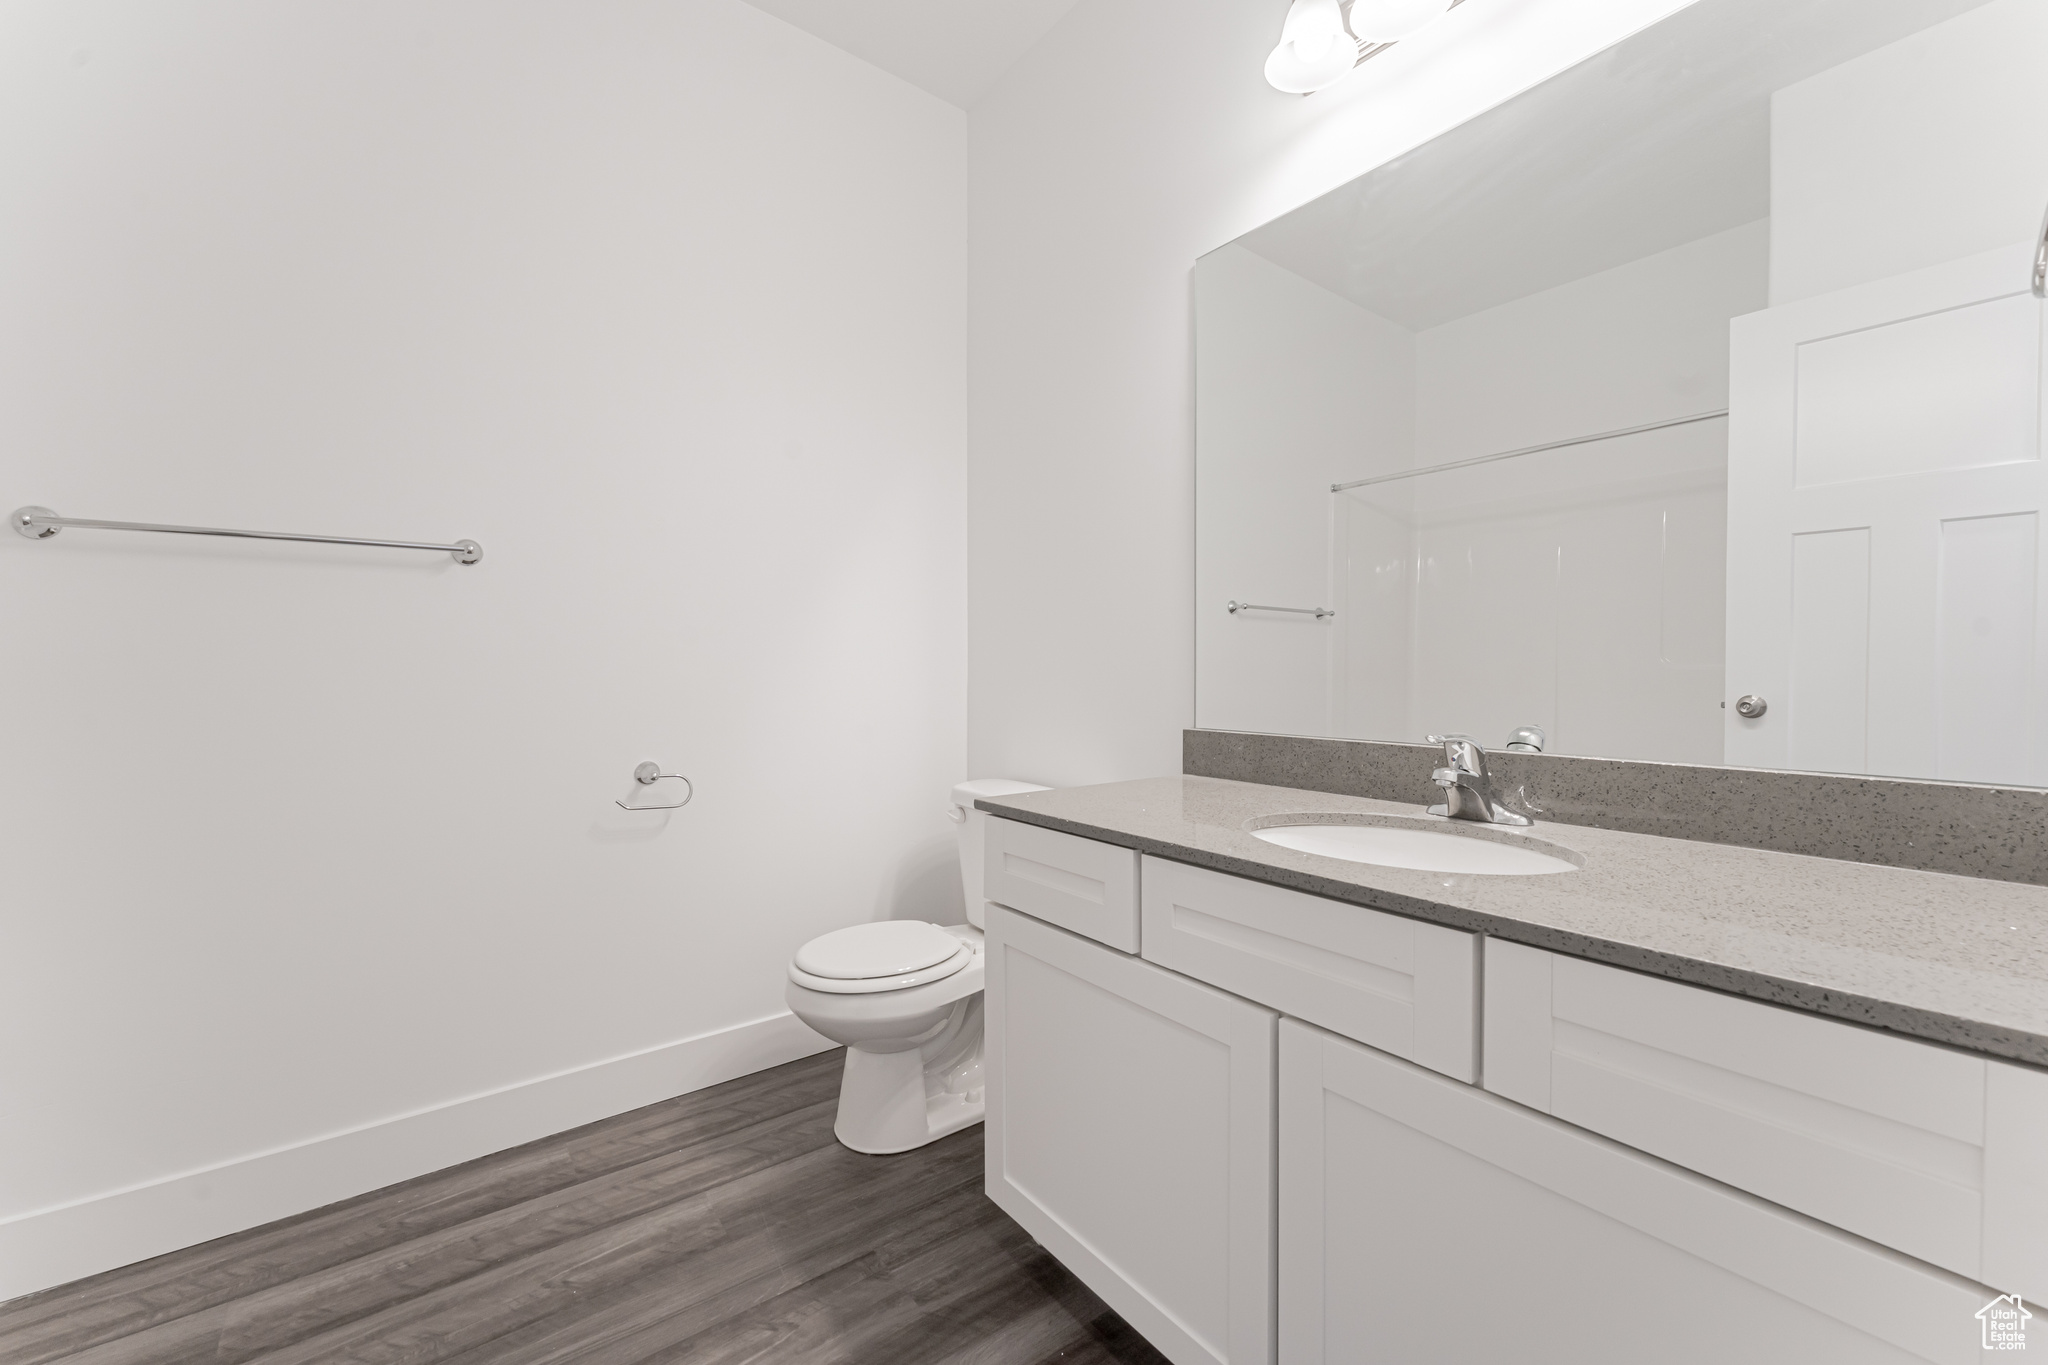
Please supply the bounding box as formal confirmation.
[1227,600,1334,619]
[11,505,482,564]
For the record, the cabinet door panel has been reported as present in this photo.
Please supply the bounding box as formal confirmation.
[1983,1062,2048,1306]
[1140,856,1476,1081]
[985,904,1275,1365]
[1483,939,2048,1301]
[985,817,1142,951]
[1281,1018,1993,1365]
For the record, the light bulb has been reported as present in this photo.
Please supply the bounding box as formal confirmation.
[1265,0,1357,94]
[1345,0,1451,43]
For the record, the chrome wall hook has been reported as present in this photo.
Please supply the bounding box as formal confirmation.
[617,761,693,811]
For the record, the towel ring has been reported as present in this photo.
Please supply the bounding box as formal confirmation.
[617,760,693,811]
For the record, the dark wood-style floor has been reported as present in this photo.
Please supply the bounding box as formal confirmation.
[1,1050,1171,1365]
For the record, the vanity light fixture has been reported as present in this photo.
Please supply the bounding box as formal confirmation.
[1347,0,1450,41]
[1264,0,1357,95]
[1265,0,1458,94]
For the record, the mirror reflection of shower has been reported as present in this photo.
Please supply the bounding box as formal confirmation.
[1195,0,2048,785]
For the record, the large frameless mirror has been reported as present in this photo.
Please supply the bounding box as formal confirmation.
[1195,0,2048,784]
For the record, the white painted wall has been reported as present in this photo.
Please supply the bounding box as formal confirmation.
[966,0,1702,784]
[1193,245,1412,737]
[0,0,966,1295]
[1770,0,2048,305]
[1413,221,1765,469]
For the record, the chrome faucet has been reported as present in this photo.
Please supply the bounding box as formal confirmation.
[1426,734,1531,826]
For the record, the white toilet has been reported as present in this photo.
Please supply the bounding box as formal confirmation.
[785,777,1049,1154]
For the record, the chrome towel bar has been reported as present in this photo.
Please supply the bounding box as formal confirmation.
[1227,600,1334,619]
[11,505,481,564]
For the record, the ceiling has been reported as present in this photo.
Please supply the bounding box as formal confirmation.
[742,0,1087,107]
[1231,0,1995,330]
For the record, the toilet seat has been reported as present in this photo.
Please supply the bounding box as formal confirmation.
[789,921,975,995]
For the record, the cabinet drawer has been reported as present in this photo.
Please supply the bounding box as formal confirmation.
[1485,939,2048,1301]
[984,817,1141,952]
[1142,856,1477,1082]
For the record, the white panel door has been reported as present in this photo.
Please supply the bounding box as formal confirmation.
[1727,243,2048,782]
[1279,1018,1998,1365]
[984,903,1276,1365]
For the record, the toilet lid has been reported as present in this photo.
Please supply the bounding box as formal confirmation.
[794,920,962,980]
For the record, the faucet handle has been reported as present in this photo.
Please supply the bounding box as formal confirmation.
[1426,733,1486,775]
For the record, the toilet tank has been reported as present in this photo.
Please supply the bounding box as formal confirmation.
[951,778,1050,929]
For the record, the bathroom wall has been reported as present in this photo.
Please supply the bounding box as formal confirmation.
[1768,0,2048,306]
[1411,221,1765,469]
[966,0,1705,787]
[1193,244,1412,738]
[0,0,966,1295]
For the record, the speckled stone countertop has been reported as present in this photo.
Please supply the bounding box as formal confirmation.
[977,775,2048,1069]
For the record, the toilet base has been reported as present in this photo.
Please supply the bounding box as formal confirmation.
[832,997,985,1155]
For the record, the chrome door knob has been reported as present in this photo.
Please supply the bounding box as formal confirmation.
[1734,694,1768,719]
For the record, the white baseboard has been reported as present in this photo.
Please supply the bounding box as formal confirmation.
[0,1012,836,1301]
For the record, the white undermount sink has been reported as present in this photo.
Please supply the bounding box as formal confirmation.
[1251,821,1579,876]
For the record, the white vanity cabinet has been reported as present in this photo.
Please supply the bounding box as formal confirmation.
[1279,1018,1996,1365]
[1484,939,2048,1304]
[983,902,1277,1365]
[980,816,2037,1364]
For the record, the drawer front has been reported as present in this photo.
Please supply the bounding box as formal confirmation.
[1142,856,1477,1082]
[984,817,1141,952]
[1484,939,2048,1300]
